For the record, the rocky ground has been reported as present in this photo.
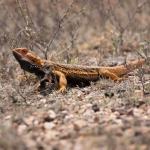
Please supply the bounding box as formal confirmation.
[0,45,150,150]
[0,0,150,150]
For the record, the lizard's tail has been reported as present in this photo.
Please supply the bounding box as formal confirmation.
[104,59,145,77]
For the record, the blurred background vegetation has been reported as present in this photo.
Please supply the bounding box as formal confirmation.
[0,1,150,149]
[0,0,149,57]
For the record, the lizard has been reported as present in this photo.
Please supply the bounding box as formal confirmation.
[12,48,145,93]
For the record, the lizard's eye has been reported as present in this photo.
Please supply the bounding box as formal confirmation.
[22,49,28,54]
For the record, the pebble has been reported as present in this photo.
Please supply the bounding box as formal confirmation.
[44,122,55,129]
[144,82,150,93]
[133,108,143,117]
[44,130,58,141]
[48,110,56,119]
[40,98,47,103]
[134,90,143,98]
[17,124,27,134]
[74,120,87,129]
[92,104,100,112]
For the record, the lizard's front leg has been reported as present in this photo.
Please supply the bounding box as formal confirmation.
[36,67,57,94]
[53,71,67,93]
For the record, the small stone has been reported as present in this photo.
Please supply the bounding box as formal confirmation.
[44,104,48,107]
[17,124,27,134]
[127,109,134,116]
[33,120,39,126]
[27,101,31,105]
[5,115,11,120]
[64,114,74,122]
[43,122,55,129]
[133,108,143,117]
[43,110,56,122]
[113,111,120,117]
[24,116,35,125]
[92,104,100,112]
[83,109,94,120]
[104,92,114,98]
[134,90,143,98]
[109,113,117,120]
[144,82,150,93]
[40,98,47,103]
[48,110,56,119]
[44,130,58,141]
[73,120,87,131]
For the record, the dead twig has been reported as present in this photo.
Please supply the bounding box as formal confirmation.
[44,0,75,60]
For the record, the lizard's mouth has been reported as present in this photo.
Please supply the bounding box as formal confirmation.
[13,49,45,78]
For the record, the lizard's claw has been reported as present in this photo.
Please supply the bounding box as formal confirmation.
[115,77,124,83]
[58,87,67,93]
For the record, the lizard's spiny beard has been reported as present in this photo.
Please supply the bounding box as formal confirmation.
[17,57,45,78]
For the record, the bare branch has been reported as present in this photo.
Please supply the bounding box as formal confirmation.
[44,0,75,59]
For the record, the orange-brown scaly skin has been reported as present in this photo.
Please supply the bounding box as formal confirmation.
[12,48,145,93]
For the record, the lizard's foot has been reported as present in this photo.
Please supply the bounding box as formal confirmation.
[114,77,124,83]
[34,77,57,95]
[53,70,67,93]
[38,81,56,95]
[37,70,58,95]
[58,87,67,93]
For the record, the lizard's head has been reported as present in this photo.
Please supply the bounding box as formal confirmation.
[12,48,45,77]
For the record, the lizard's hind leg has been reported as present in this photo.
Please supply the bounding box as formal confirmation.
[99,69,122,81]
